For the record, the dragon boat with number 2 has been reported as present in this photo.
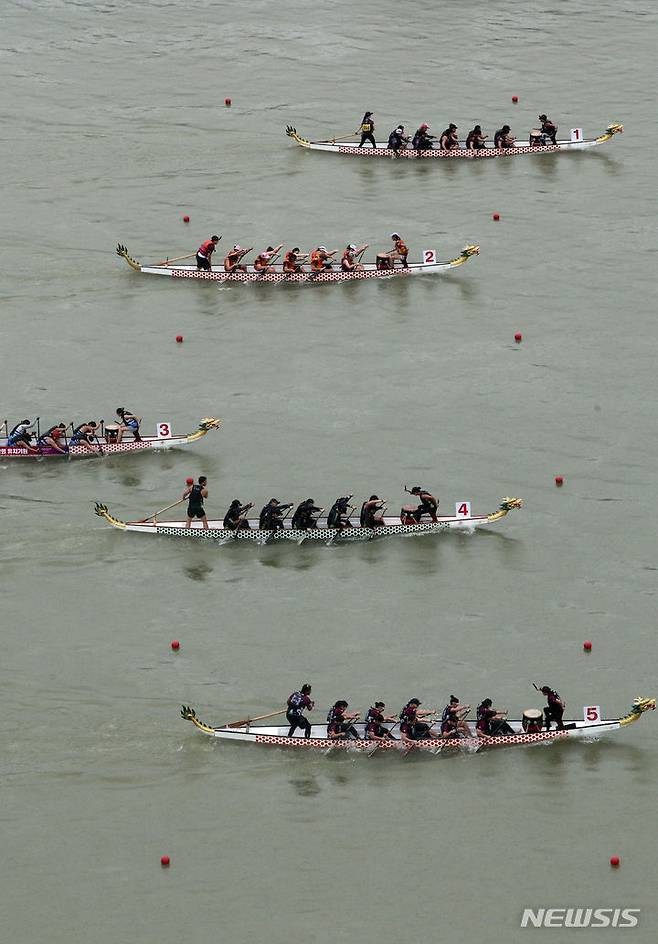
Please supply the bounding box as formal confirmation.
[181,697,655,754]
[0,418,221,459]
[286,123,624,159]
[116,243,479,283]
[94,497,522,543]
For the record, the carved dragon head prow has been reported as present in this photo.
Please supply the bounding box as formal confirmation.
[619,697,656,726]
[449,245,480,267]
[487,497,523,522]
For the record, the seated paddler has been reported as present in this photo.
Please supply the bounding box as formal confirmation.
[412,123,435,151]
[365,702,397,741]
[327,700,361,739]
[254,243,284,273]
[399,699,438,742]
[466,125,487,150]
[6,419,39,451]
[327,495,353,530]
[387,124,410,153]
[291,498,322,530]
[341,243,368,272]
[224,245,251,273]
[360,495,386,529]
[310,246,338,272]
[407,485,438,522]
[38,422,68,453]
[494,125,516,148]
[69,421,101,453]
[476,698,514,738]
[441,695,473,738]
[439,123,459,149]
[283,247,308,273]
[259,498,293,530]
[223,499,253,531]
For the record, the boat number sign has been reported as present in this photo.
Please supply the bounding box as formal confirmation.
[455,501,472,518]
[156,422,173,439]
[570,128,583,142]
[423,249,436,265]
[583,705,601,722]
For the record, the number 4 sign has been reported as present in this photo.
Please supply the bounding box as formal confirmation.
[156,421,172,439]
[583,705,601,723]
[455,501,472,518]
[423,249,436,265]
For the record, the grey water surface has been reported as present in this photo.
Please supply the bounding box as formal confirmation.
[1,1,657,942]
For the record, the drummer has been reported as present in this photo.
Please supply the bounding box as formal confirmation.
[115,408,141,442]
[540,685,565,730]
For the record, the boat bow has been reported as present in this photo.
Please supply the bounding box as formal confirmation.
[595,123,624,144]
[95,503,127,530]
[116,243,142,271]
[184,417,222,443]
[486,497,523,522]
[618,696,656,726]
[450,245,480,267]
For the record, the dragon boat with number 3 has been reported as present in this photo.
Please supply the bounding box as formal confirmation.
[0,418,221,459]
[180,697,655,754]
[285,123,624,159]
[94,497,523,543]
[116,243,479,283]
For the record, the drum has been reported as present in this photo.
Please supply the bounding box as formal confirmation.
[522,708,543,732]
[400,505,418,524]
[104,424,119,443]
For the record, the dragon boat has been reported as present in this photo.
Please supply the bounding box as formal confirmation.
[116,243,479,283]
[181,697,655,754]
[0,418,221,459]
[286,123,624,159]
[94,497,522,542]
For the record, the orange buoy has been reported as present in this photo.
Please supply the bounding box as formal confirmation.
[555,475,564,486]
[583,640,592,651]
[176,335,183,343]
[514,333,522,343]
[492,213,500,221]
[171,640,180,651]
[161,855,170,867]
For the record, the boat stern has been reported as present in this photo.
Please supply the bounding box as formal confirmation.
[181,705,217,735]
[94,503,127,530]
[116,243,142,272]
[285,126,311,149]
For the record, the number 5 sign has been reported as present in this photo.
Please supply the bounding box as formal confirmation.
[455,501,472,518]
[156,421,173,439]
[583,705,601,723]
[423,249,436,265]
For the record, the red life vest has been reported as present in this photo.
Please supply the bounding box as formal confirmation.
[310,250,324,271]
[198,239,215,257]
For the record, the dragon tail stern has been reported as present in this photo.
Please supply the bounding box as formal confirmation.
[116,243,142,271]
[285,126,311,148]
[94,503,127,529]
[181,705,217,734]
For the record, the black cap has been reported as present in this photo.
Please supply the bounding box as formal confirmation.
[450,695,459,703]
[211,235,220,241]
[375,701,385,708]
[538,114,548,121]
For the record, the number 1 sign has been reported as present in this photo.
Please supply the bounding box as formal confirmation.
[570,128,583,142]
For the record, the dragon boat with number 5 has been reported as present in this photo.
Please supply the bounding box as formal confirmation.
[94,497,523,543]
[285,123,624,159]
[0,418,221,459]
[116,243,479,283]
[180,697,655,754]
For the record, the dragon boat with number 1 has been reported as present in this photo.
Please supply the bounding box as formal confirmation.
[94,497,523,543]
[0,418,221,459]
[116,243,479,283]
[180,697,655,753]
[286,123,624,159]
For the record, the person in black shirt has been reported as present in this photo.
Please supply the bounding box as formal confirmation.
[358,112,376,147]
[538,114,558,145]
[223,499,252,530]
[184,476,208,529]
[291,499,322,530]
[259,498,292,530]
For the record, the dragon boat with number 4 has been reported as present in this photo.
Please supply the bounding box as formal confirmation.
[116,243,479,283]
[285,123,624,159]
[94,497,523,543]
[180,697,655,754]
[0,418,221,459]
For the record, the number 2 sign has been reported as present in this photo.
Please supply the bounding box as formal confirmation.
[455,501,472,518]
[583,705,601,723]
[423,249,436,265]
[156,421,173,439]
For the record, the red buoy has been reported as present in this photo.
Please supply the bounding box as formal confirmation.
[161,855,170,867]
[185,477,194,485]
[492,213,500,221]
[610,855,620,867]
[583,640,592,651]
[176,335,183,343]
[171,640,180,651]
[512,95,519,103]
[225,98,232,106]
[183,215,190,223]
[555,475,564,486]
[514,333,522,343]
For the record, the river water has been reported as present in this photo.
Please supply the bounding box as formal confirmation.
[2,1,657,941]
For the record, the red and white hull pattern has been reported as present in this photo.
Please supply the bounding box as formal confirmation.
[181,697,655,754]
[286,123,624,158]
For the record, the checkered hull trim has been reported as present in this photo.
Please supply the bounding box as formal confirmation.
[168,266,446,283]
[251,731,568,749]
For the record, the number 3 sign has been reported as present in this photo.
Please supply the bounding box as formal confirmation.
[156,421,173,439]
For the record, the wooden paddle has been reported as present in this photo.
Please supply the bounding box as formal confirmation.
[140,496,185,522]
[220,708,287,729]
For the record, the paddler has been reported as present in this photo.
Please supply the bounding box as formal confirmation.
[476,698,515,738]
[357,111,376,148]
[387,124,410,153]
[540,685,565,730]
[386,232,409,269]
[183,475,209,529]
[407,485,438,522]
[327,495,353,530]
[412,123,435,151]
[538,114,558,145]
[341,243,368,272]
[224,244,251,273]
[494,125,516,148]
[399,699,438,743]
[439,123,459,149]
[291,499,322,530]
[327,700,361,739]
[223,499,253,531]
[286,683,314,738]
[441,695,473,738]
[466,124,487,150]
[38,422,67,454]
[259,498,293,530]
[360,495,386,529]
[196,235,220,271]
[283,247,308,273]
[6,419,39,451]
[310,246,338,272]
[115,407,141,443]
[69,421,101,454]
[365,702,397,741]
[254,243,284,274]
